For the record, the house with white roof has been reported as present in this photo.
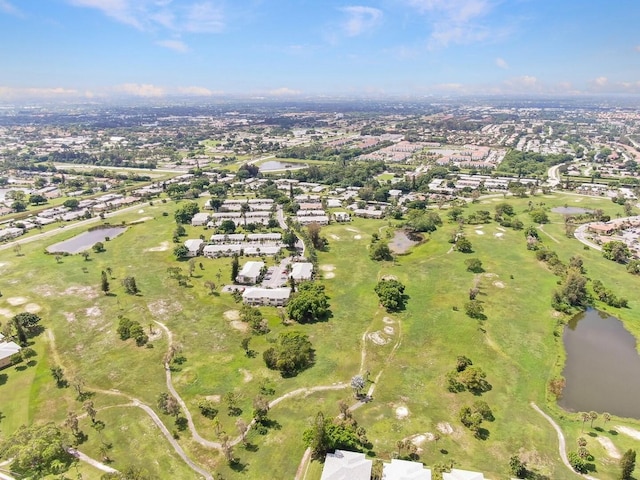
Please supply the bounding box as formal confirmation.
[383,458,431,480]
[242,287,291,306]
[290,262,313,281]
[191,212,211,227]
[0,333,22,369]
[184,239,204,257]
[320,450,372,480]
[236,261,265,284]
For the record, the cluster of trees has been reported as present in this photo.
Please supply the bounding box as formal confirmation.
[458,401,494,439]
[592,280,628,308]
[263,331,314,377]
[602,240,631,264]
[404,210,442,234]
[494,202,524,230]
[303,411,371,460]
[497,150,572,177]
[2,312,42,346]
[446,356,491,394]
[174,202,200,224]
[121,276,140,295]
[117,316,148,346]
[374,279,407,312]
[240,304,270,334]
[369,234,393,261]
[286,282,330,323]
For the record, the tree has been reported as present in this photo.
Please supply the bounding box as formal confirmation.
[589,411,598,428]
[50,365,66,387]
[627,260,640,275]
[122,276,139,295]
[263,331,314,376]
[568,451,588,473]
[286,282,330,323]
[83,400,97,423]
[370,241,393,261]
[602,241,631,264]
[509,455,527,478]
[64,411,80,437]
[101,270,110,295]
[173,244,189,260]
[603,412,611,426]
[456,236,473,253]
[231,254,240,282]
[529,209,549,224]
[374,279,406,312]
[351,375,366,398]
[580,412,590,432]
[174,202,200,224]
[283,230,298,250]
[93,242,105,253]
[303,412,330,459]
[157,392,181,418]
[240,337,251,356]
[197,399,219,419]
[620,449,636,480]
[11,200,26,212]
[12,312,41,333]
[465,258,483,273]
[307,223,326,249]
[236,418,248,445]
[464,300,485,319]
[0,423,76,477]
[219,219,236,234]
[29,193,47,205]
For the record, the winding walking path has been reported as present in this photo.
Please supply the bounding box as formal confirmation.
[530,403,598,480]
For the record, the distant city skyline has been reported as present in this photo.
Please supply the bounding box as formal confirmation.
[1,0,640,100]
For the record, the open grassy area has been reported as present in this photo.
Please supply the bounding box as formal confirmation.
[1,192,640,479]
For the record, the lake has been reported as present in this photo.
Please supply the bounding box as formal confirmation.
[258,160,307,172]
[559,308,640,418]
[551,206,593,215]
[388,230,420,254]
[46,226,127,254]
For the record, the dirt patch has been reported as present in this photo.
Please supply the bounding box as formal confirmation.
[230,321,249,333]
[147,300,181,318]
[224,310,241,321]
[320,264,335,272]
[483,273,498,278]
[145,241,170,252]
[597,436,621,459]
[205,395,221,403]
[354,234,362,240]
[383,326,395,335]
[494,232,504,238]
[395,406,409,419]
[368,331,390,345]
[63,312,76,323]
[346,227,360,233]
[383,317,394,324]
[493,281,505,289]
[437,422,453,434]
[409,433,435,446]
[25,303,42,313]
[496,227,506,232]
[617,426,640,440]
[85,306,102,317]
[63,286,99,299]
[134,216,152,223]
[138,209,145,213]
[239,368,253,383]
[0,308,12,318]
[381,275,397,281]
[6,296,27,306]
[329,234,340,240]
[475,230,485,235]
[324,272,335,279]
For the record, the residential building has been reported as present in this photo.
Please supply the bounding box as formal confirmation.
[236,261,265,284]
[383,459,431,480]
[191,212,211,227]
[242,287,291,306]
[320,450,372,480]
[184,239,204,257]
[0,334,21,369]
[290,262,313,281]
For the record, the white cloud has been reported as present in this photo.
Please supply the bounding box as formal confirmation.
[268,87,302,96]
[177,86,215,96]
[594,76,608,87]
[0,86,80,99]
[340,6,383,37]
[156,39,189,53]
[0,0,22,16]
[67,1,225,35]
[495,57,508,69]
[114,83,166,97]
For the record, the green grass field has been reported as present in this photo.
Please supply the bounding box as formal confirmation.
[1,192,640,479]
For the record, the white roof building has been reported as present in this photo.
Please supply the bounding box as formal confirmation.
[184,239,204,256]
[320,450,372,480]
[0,335,22,369]
[242,287,291,306]
[236,261,265,284]
[383,459,431,480]
[290,262,313,281]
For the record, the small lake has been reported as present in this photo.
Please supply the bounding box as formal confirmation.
[551,207,593,215]
[388,230,420,254]
[46,226,127,254]
[259,160,307,172]
[559,308,640,418]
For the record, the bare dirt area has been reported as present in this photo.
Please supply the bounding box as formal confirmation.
[596,436,621,459]
[147,300,181,318]
[239,368,253,383]
[382,316,394,324]
[223,310,241,321]
[368,331,390,345]
[381,275,397,281]
[145,241,170,252]
[616,425,640,440]
[7,296,28,306]
[395,406,409,419]
[493,281,505,288]
[25,303,42,313]
[230,321,249,333]
[354,234,362,240]
[63,286,99,299]
[346,228,360,233]
[437,422,454,434]
[0,308,12,318]
[494,232,504,238]
[324,272,335,279]
[329,234,340,240]
[320,264,335,272]
[63,312,76,323]
[206,395,221,403]
[475,230,485,235]
[383,326,394,335]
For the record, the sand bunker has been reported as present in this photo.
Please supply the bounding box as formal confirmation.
[230,321,249,333]
[597,437,621,459]
[146,241,170,252]
[239,368,253,383]
[346,227,360,233]
[493,281,505,288]
[494,232,504,238]
[0,308,12,318]
[63,286,99,299]
[86,306,102,317]
[437,422,453,434]
[136,216,152,222]
[354,235,362,240]
[224,310,241,321]
[383,326,395,335]
[396,406,409,419]
[320,264,335,272]
[324,272,335,279]
[617,426,640,440]
[205,395,221,403]
[6,297,27,306]
[496,227,506,232]
[475,230,485,235]
[381,275,398,281]
[25,303,41,313]
[383,317,394,324]
[329,234,340,240]
[410,433,435,446]
[368,331,390,345]
[138,209,145,213]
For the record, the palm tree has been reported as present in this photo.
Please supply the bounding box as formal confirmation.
[580,412,590,432]
[589,411,598,428]
[603,412,611,427]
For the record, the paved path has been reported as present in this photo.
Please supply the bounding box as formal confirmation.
[530,402,598,480]
[69,448,118,473]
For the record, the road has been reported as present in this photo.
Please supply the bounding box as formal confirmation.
[547,164,563,187]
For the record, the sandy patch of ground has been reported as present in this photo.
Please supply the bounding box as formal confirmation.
[496,227,506,232]
[491,198,502,202]
[481,200,491,204]
[395,406,409,419]
[483,273,498,278]
[320,264,335,272]
[230,321,249,333]
[147,300,181,318]
[383,317,394,324]
[544,195,557,198]
[475,230,485,235]
[616,426,640,440]
[145,241,170,252]
[437,422,454,434]
[329,234,340,240]
[494,232,504,238]
[493,281,505,288]
[25,303,41,313]
[223,309,241,321]
[574,198,583,202]
[63,286,99,299]
[63,312,76,323]
[410,433,435,447]
[205,395,221,403]
[0,308,12,318]
[138,209,145,213]
[0,262,9,272]
[354,235,362,240]
[86,306,102,317]
[135,216,152,222]
[346,227,360,233]
[239,368,253,383]
[597,437,621,459]
[6,297,27,306]
[368,331,390,345]
[382,275,398,281]
[383,326,395,335]
[324,272,335,279]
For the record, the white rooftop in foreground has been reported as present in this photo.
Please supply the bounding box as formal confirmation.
[320,450,372,480]
[383,458,431,479]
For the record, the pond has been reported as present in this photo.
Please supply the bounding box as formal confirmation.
[559,308,640,418]
[46,226,127,254]
[551,206,593,215]
[388,230,420,254]
[258,160,307,172]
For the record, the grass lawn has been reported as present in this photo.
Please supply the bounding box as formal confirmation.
[1,192,640,479]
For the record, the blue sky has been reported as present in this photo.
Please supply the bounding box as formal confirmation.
[1,0,640,100]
